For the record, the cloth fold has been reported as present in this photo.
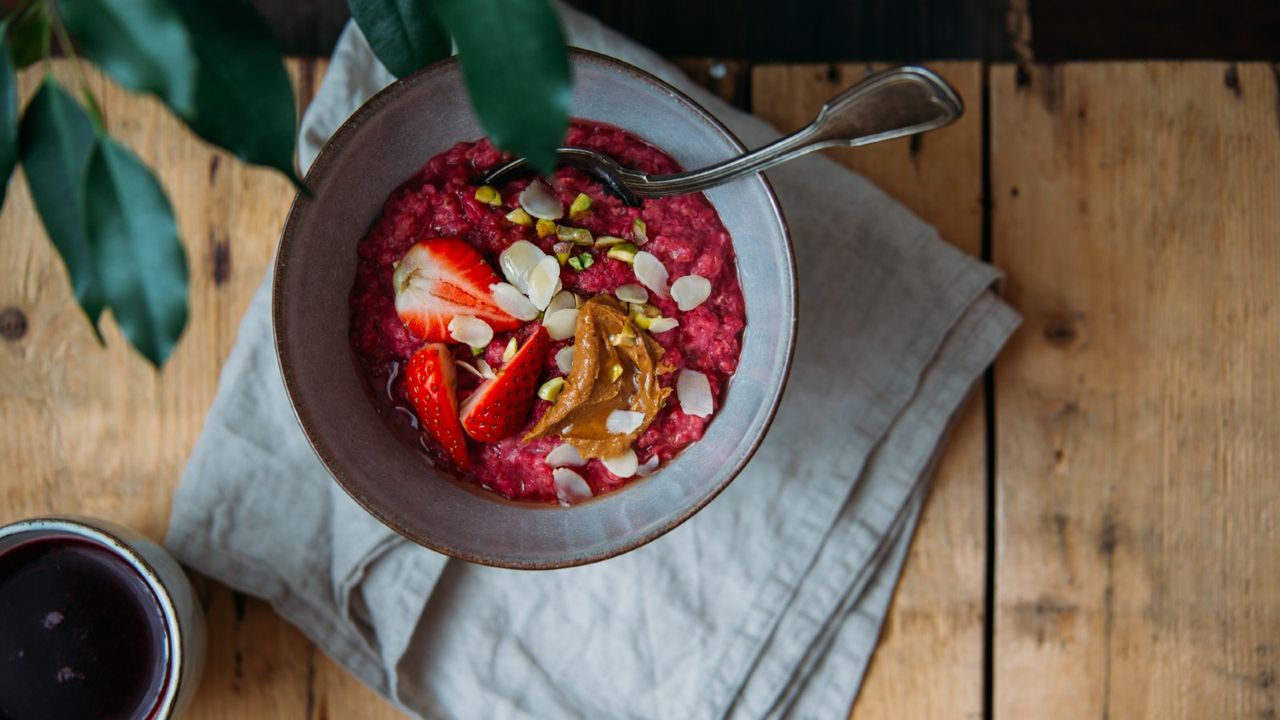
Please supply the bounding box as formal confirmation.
[167,6,1019,719]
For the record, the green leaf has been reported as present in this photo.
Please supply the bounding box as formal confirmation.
[348,0,451,79]
[0,22,18,209]
[83,134,189,366]
[56,0,197,116]
[19,77,104,333]
[169,0,301,184]
[6,11,50,69]
[433,0,570,175]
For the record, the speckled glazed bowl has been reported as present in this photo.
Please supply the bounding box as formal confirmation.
[274,50,796,568]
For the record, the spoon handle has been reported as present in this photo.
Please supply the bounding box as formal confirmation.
[632,66,964,198]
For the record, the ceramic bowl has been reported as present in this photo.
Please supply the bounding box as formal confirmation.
[275,50,796,568]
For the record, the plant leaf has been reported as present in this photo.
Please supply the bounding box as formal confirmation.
[19,77,104,333]
[348,0,451,79]
[83,134,189,366]
[6,11,50,70]
[432,0,569,175]
[0,22,18,209]
[169,0,301,184]
[56,0,197,116]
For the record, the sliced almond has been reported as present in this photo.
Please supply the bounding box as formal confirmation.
[545,443,586,468]
[499,240,546,293]
[606,409,645,435]
[448,316,493,349]
[677,369,713,417]
[474,358,497,379]
[614,283,649,305]
[602,449,638,478]
[636,454,660,477]
[553,468,593,506]
[671,274,712,311]
[519,180,563,220]
[646,317,680,333]
[490,282,540,321]
[543,308,579,341]
[456,360,485,379]
[633,251,669,298]
[526,255,562,311]
[554,345,575,374]
[545,290,578,315]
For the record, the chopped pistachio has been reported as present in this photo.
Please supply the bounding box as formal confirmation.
[474,185,502,206]
[567,255,584,272]
[578,253,594,269]
[608,362,624,382]
[569,192,592,217]
[631,218,648,245]
[535,219,558,238]
[537,377,566,402]
[606,242,638,263]
[505,207,533,226]
[594,235,626,247]
[556,225,594,246]
[503,336,518,363]
[629,302,662,330]
[471,345,485,357]
[552,241,573,264]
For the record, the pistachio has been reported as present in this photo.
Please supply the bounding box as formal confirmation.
[606,242,638,263]
[503,336,519,363]
[474,185,502,206]
[608,362,624,382]
[535,218,558,238]
[578,253,594,269]
[567,256,583,271]
[631,218,648,245]
[504,207,533,226]
[569,192,592,217]
[557,225,594,246]
[646,317,680,333]
[537,377,566,402]
[594,235,626,248]
[471,345,485,357]
[608,326,637,347]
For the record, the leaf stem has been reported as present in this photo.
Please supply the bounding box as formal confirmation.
[46,4,103,129]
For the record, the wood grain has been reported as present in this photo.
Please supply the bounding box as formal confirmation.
[0,58,404,720]
[752,61,987,720]
[992,62,1280,719]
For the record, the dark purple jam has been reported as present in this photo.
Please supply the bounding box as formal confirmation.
[0,534,169,720]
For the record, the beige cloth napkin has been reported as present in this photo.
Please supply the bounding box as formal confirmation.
[167,6,1019,718]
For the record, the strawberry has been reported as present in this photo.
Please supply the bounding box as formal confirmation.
[460,327,551,442]
[393,238,522,342]
[405,343,471,470]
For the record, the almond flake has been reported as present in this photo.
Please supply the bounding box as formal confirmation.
[553,468,593,506]
[555,346,575,374]
[490,282,540,321]
[543,308,579,341]
[646,317,679,333]
[671,275,712,311]
[602,449,639,478]
[614,283,649,305]
[499,240,547,293]
[519,180,564,220]
[677,369,713,417]
[633,251,669,298]
[545,443,586,468]
[448,316,493,349]
[606,409,644,435]
[526,255,562,310]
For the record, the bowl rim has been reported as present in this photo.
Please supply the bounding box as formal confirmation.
[274,48,798,569]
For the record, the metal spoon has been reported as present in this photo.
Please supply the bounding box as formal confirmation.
[482,65,963,206]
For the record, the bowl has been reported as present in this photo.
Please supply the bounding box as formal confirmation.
[274,50,796,568]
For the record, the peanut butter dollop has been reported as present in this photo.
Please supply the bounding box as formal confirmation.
[525,295,672,458]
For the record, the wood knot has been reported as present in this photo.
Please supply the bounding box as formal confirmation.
[1224,64,1242,98]
[1043,316,1078,346]
[0,307,28,341]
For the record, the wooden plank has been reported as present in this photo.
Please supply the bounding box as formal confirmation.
[752,61,987,720]
[992,62,1280,719]
[0,58,404,720]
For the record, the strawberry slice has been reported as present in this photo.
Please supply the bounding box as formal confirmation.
[405,343,471,470]
[461,327,551,442]
[393,238,522,342]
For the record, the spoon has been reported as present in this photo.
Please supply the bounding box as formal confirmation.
[481,65,963,206]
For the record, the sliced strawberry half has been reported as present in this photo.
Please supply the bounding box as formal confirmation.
[393,238,523,342]
[405,343,471,470]
[461,326,551,442]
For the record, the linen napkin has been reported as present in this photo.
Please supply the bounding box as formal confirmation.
[167,6,1020,719]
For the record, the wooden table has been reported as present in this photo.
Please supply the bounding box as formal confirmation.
[1,59,1276,719]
